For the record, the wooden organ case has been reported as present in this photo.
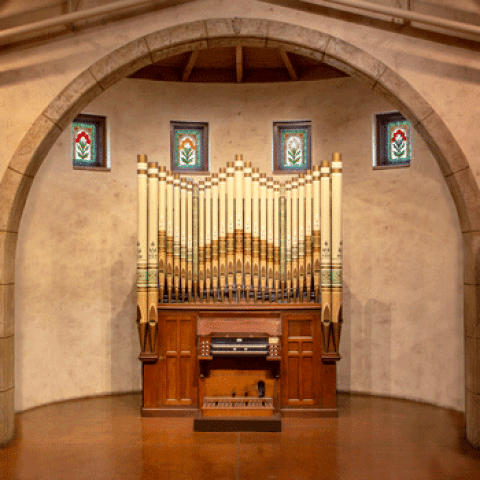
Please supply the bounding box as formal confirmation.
[137,154,343,430]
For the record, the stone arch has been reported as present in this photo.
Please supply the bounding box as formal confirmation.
[1,18,478,446]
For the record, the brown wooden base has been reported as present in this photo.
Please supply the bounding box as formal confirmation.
[141,407,199,417]
[142,307,340,422]
[194,415,282,432]
[281,408,338,418]
[141,406,338,418]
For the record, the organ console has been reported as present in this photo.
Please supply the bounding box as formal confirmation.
[137,154,343,430]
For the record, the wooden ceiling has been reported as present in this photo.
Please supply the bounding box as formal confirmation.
[129,46,348,83]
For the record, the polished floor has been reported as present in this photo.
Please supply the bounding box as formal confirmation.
[2,393,480,480]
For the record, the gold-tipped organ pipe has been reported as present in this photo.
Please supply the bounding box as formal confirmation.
[320,161,332,352]
[136,155,148,351]
[147,162,159,352]
[331,153,343,353]
[219,169,227,301]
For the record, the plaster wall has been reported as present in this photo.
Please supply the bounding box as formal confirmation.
[15,77,463,411]
[1,0,480,188]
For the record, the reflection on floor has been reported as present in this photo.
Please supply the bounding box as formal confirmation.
[2,393,480,479]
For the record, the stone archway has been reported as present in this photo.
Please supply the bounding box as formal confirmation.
[1,18,478,446]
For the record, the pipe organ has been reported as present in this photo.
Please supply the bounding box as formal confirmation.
[137,154,343,428]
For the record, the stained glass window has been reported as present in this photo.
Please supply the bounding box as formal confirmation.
[170,121,209,173]
[273,121,311,172]
[72,114,109,170]
[374,112,411,168]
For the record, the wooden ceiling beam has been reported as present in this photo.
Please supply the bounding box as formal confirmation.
[182,50,200,82]
[236,46,243,83]
[279,49,298,81]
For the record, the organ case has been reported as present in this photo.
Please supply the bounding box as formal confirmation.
[137,154,343,421]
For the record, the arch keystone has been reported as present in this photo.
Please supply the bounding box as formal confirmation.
[205,18,269,39]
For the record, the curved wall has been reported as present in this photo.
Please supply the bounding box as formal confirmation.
[15,77,463,411]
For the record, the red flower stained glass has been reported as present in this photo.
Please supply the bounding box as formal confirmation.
[75,131,91,144]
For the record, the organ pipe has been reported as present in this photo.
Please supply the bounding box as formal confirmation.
[331,153,343,353]
[136,155,148,351]
[136,154,343,352]
[320,161,332,352]
[147,161,159,352]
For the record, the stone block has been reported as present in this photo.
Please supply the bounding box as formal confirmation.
[267,21,329,53]
[9,115,62,178]
[89,38,152,90]
[416,112,469,176]
[146,21,207,54]
[464,284,477,338]
[43,69,104,130]
[466,389,478,446]
[0,232,17,285]
[323,54,377,87]
[0,168,33,233]
[205,18,268,39]
[151,40,208,63]
[463,232,480,286]
[0,284,14,338]
[374,68,433,125]
[266,40,324,62]
[445,168,480,233]
[325,37,386,87]
[466,336,476,393]
[0,335,14,391]
[0,388,14,447]
[208,37,266,48]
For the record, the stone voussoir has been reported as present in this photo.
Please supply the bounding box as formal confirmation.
[374,68,434,125]
[145,20,207,55]
[151,40,208,63]
[9,115,62,178]
[0,168,33,233]
[89,37,152,90]
[325,37,386,86]
[464,284,478,338]
[0,232,17,285]
[466,336,476,393]
[446,168,480,233]
[0,335,14,392]
[266,39,324,62]
[463,231,480,286]
[205,18,269,39]
[266,21,329,53]
[417,112,469,175]
[207,37,266,49]
[0,284,14,338]
[0,388,14,446]
[43,69,104,131]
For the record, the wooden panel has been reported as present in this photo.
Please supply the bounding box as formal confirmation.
[160,311,197,406]
[302,356,313,402]
[302,321,313,337]
[282,312,320,407]
[180,319,191,351]
[180,356,191,401]
[166,319,177,352]
[287,357,300,401]
[302,342,313,353]
[288,341,299,353]
[166,357,178,401]
[142,362,160,408]
[288,321,302,337]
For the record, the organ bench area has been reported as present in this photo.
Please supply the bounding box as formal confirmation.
[136,154,343,431]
